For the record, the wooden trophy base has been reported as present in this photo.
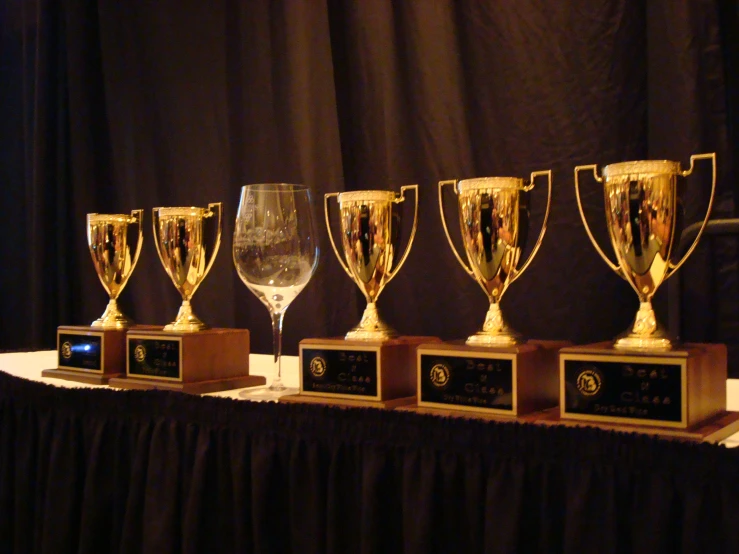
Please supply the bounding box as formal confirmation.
[558,342,727,431]
[42,325,134,385]
[278,336,440,408]
[403,339,570,418]
[107,327,265,394]
[279,394,417,410]
[531,407,739,443]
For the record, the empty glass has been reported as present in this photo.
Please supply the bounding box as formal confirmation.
[233,184,319,400]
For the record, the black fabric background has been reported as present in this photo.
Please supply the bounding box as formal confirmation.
[2,1,738,372]
[3,369,739,554]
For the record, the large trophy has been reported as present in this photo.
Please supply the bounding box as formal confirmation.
[45,210,144,384]
[109,203,264,393]
[413,172,568,419]
[283,186,439,409]
[557,153,739,440]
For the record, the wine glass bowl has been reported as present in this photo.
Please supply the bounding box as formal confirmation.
[233,184,319,398]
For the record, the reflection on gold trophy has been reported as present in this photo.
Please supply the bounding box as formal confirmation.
[88,210,144,328]
[409,172,565,419]
[280,185,433,410]
[324,187,419,340]
[557,153,737,438]
[153,203,222,331]
[44,209,144,384]
[574,155,716,351]
[439,173,552,345]
[110,200,263,394]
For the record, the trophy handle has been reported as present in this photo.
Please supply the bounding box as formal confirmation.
[201,202,223,283]
[508,170,552,286]
[666,152,717,278]
[324,192,354,279]
[438,180,474,276]
[128,209,144,276]
[386,184,419,282]
[574,164,623,276]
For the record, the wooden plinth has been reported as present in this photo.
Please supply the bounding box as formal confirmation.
[414,340,570,417]
[532,407,739,443]
[42,325,133,385]
[559,342,726,430]
[396,405,739,443]
[107,327,265,394]
[280,394,416,410]
[278,336,440,407]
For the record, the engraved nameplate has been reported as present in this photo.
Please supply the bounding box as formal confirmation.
[58,331,103,372]
[300,346,379,399]
[127,335,182,381]
[418,350,515,413]
[561,354,686,426]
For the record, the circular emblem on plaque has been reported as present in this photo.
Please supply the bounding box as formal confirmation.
[134,345,147,363]
[309,356,327,378]
[60,341,72,360]
[576,367,603,397]
[429,363,451,389]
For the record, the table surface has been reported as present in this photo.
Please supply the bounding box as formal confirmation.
[3,350,739,446]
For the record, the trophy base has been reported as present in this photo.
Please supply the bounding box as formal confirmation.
[109,374,265,395]
[465,332,521,347]
[414,340,570,417]
[532,408,739,444]
[395,405,739,443]
[107,327,265,394]
[41,367,119,386]
[279,394,416,410]
[559,342,727,429]
[280,336,441,407]
[42,325,152,385]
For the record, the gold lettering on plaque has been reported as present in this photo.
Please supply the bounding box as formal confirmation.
[61,341,73,360]
[134,345,147,363]
[576,367,602,397]
[429,363,451,389]
[309,356,327,378]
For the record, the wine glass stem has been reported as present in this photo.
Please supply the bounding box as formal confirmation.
[270,311,285,390]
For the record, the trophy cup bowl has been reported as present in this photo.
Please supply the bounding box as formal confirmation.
[575,154,717,351]
[325,186,418,341]
[439,172,552,346]
[87,210,144,329]
[153,203,222,332]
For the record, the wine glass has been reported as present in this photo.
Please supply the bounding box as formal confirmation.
[233,184,319,400]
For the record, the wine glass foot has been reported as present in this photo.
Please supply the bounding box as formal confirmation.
[238,385,299,402]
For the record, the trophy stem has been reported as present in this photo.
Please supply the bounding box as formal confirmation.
[91,298,133,329]
[345,302,397,341]
[466,302,522,347]
[164,300,210,332]
[614,301,673,351]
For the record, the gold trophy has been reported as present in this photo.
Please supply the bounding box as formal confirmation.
[411,172,567,419]
[283,186,439,409]
[44,210,144,384]
[89,211,144,328]
[110,202,264,394]
[153,204,222,331]
[555,153,738,440]
[439,174,551,345]
[327,187,418,340]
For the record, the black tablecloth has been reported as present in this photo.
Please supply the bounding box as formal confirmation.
[1,370,738,553]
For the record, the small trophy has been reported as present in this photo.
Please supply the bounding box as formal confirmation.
[411,172,568,419]
[109,203,264,393]
[555,153,739,440]
[44,210,144,384]
[282,186,439,409]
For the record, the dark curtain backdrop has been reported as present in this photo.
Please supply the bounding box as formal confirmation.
[2,1,738,366]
